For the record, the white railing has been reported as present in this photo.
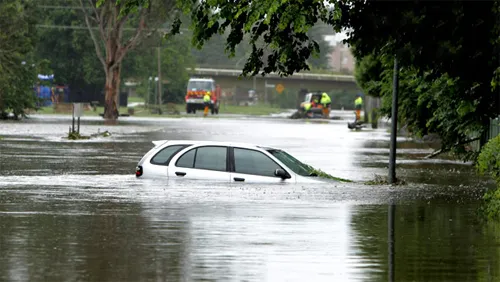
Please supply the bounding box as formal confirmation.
[186,68,356,82]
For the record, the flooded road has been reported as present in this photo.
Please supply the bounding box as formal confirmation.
[0,113,498,281]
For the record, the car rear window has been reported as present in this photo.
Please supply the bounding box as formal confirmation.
[150,145,190,165]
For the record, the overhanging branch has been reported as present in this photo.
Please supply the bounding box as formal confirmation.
[79,0,106,70]
[424,136,481,159]
[115,8,146,63]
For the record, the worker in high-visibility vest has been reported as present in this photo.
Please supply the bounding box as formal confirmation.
[354,94,363,123]
[203,91,211,117]
[320,92,331,118]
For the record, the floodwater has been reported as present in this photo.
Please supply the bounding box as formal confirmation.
[0,112,498,282]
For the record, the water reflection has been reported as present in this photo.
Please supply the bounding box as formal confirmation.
[350,204,500,282]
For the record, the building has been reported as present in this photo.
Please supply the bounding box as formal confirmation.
[328,42,355,74]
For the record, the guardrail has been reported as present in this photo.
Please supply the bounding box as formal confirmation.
[186,68,356,82]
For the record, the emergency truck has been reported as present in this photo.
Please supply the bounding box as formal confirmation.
[185,78,221,115]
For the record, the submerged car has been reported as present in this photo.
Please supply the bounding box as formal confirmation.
[135,140,325,183]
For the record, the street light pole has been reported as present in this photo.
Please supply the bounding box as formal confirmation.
[388,57,399,184]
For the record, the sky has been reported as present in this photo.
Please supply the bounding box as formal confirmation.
[324,32,349,46]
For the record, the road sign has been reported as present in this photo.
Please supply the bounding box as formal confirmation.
[275,84,285,94]
[73,103,84,117]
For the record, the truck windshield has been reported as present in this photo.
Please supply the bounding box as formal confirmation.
[188,80,213,91]
[304,94,312,102]
[267,149,316,177]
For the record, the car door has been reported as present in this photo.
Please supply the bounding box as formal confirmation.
[168,145,231,182]
[230,147,295,184]
[145,144,191,178]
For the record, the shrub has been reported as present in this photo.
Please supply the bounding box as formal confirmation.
[476,135,500,220]
[476,135,500,184]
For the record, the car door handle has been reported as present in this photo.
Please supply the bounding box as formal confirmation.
[234,177,245,182]
[175,172,186,177]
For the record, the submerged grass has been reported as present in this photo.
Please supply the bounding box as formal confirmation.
[365,174,407,185]
[309,168,353,183]
[66,130,111,140]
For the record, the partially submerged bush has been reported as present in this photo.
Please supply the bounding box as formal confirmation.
[365,174,406,185]
[67,132,90,140]
[476,135,500,183]
[479,189,500,221]
[309,168,353,182]
[477,135,500,221]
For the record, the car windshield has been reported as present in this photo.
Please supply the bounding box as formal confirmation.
[187,80,213,91]
[267,149,316,177]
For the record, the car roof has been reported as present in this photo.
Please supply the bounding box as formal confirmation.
[152,140,280,151]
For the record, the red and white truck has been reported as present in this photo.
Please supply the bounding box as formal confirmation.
[185,77,221,115]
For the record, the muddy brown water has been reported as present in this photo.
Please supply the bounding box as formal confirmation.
[0,114,498,282]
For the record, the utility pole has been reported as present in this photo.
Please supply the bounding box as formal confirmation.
[157,47,162,107]
[388,57,399,184]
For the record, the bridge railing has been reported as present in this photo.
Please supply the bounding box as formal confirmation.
[186,67,356,82]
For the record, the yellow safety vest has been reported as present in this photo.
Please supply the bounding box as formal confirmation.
[203,94,211,102]
[320,93,331,105]
[304,103,312,111]
[355,97,363,106]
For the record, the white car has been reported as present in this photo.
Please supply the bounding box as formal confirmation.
[135,140,325,183]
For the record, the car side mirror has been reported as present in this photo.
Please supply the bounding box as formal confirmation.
[275,169,291,179]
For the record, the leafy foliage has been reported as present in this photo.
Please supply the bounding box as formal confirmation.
[351,2,500,158]
[480,189,500,221]
[0,0,39,118]
[122,32,195,104]
[35,1,104,92]
[476,136,500,184]
[477,136,500,220]
[189,0,339,76]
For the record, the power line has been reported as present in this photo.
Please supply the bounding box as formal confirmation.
[35,24,190,33]
[37,5,92,9]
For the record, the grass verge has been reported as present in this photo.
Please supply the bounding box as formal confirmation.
[32,103,284,117]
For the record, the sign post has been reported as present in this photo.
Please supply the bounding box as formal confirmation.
[72,103,84,134]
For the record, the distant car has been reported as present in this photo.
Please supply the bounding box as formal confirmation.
[135,140,325,183]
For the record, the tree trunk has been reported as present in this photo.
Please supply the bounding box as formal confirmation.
[104,64,121,120]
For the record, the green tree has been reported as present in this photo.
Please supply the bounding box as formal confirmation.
[351,1,500,158]
[79,0,181,120]
[35,2,104,95]
[0,0,38,119]
[306,22,333,71]
[122,32,195,104]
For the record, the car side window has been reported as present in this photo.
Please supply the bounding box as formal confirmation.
[176,148,196,168]
[194,146,227,171]
[233,148,282,177]
[151,145,189,165]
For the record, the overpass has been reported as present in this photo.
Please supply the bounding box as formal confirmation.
[186,68,361,100]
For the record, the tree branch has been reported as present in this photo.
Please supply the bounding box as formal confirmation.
[424,136,481,159]
[79,0,106,70]
[115,8,146,63]
[87,0,107,42]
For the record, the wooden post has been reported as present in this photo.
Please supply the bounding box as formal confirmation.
[72,103,75,133]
